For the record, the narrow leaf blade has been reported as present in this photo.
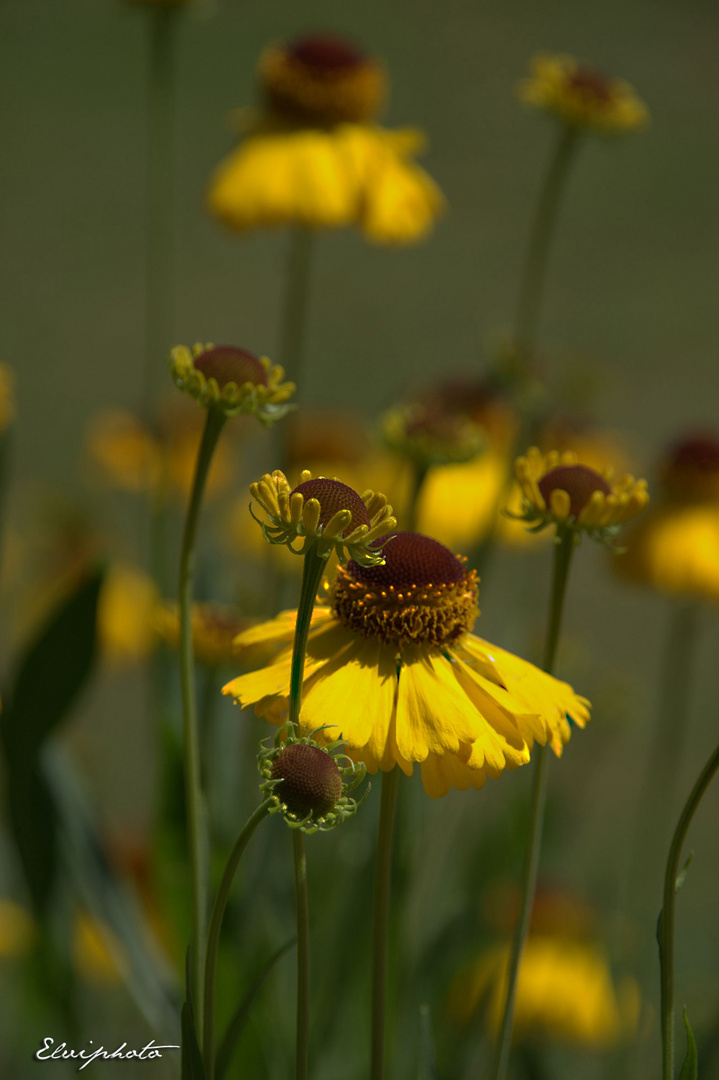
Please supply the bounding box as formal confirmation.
[678,1007,698,1080]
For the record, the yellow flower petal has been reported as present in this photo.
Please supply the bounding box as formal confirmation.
[395,648,482,761]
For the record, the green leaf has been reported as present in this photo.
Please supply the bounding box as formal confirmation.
[1,568,104,759]
[678,1007,698,1080]
[4,763,57,912]
[215,938,295,1080]
[181,1002,206,1080]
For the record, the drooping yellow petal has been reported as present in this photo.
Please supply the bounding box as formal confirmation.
[233,607,334,650]
[420,750,488,798]
[395,648,483,762]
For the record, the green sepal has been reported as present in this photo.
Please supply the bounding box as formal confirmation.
[678,1006,698,1080]
[676,851,694,892]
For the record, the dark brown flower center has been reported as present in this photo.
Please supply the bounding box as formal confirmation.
[538,464,612,518]
[291,478,370,535]
[288,34,364,73]
[270,744,342,816]
[668,435,719,475]
[663,434,719,500]
[569,66,613,102]
[194,346,267,389]
[334,533,477,648]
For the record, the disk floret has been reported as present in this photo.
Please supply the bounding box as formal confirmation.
[169,343,295,423]
[513,447,649,543]
[249,469,396,565]
[258,726,368,833]
[332,531,479,648]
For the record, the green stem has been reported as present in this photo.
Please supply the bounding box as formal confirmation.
[660,739,719,1080]
[202,798,271,1080]
[288,548,326,727]
[145,6,177,416]
[490,527,575,1080]
[293,829,310,1080]
[178,405,227,1046]
[515,125,580,362]
[371,767,401,1080]
[407,461,430,534]
[279,226,314,394]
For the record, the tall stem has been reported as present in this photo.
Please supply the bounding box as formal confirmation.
[293,830,310,1080]
[515,125,580,362]
[145,7,177,416]
[490,527,575,1080]
[202,799,271,1079]
[371,766,401,1080]
[178,405,227,1045]
[407,461,430,534]
[288,548,326,727]
[279,227,314,395]
[659,740,719,1080]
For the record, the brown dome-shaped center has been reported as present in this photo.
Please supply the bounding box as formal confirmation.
[194,346,267,389]
[538,465,611,518]
[668,435,719,475]
[291,477,370,535]
[289,34,364,73]
[347,532,468,589]
[270,743,342,816]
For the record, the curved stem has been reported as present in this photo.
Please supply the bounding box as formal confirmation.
[293,830,310,1080]
[288,548,326,728]
[660,740,719,1080]
[178,405,227,1046]
[515,125,580,362]
[490,527,575,1080]
[202,799,272,1079]
[371,766,400,1080]
[145,6,177,415]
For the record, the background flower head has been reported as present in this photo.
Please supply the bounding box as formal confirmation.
[518,52,649,134]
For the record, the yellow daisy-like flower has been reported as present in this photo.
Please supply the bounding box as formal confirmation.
[514,447,649,541]
[223,532,589,798]
[98,564,160,665]
[155,601,270,668]
[250,469,396,566]
[0,363,16,432]
[451,935,639,1048]
[207,34,444,245]
[518,53,649,134]
[614,434,719,602]
[169,343,294,423]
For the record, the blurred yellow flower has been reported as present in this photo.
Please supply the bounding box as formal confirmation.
[98,564,160,665]
[208,34,444,244]
[224,532,589,797]
[451,936,639,1048]
[0,899,35,958]
[73,911,125,987]
[86,401,235,501]
[518,53,649,134]
[615,434,719,602]
[0,363,16,432]
[155,601,269,668]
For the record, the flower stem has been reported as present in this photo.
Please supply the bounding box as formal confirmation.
[490,526,575,1080]
[659,739,719,1080]
[279,226,314,395]
[515,125,580,361]
[202,798,272,1079]
[407,460,430,534]
[288,547,326,727]
[293,829,310,1080]
[178,405,227,1046]
[145,5,177,415]
[371,766,401,1080]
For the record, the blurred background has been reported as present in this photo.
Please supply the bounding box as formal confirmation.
[0,0,718,1076]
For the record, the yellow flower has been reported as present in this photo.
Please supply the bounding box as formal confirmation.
[86,401,235,501]
[451,935,639,1048]
[223,532,589,798]
[0,364,15,432]
[169,343,294,423]
[614,434,719,602]
[207,34,444,244]
[514,447,649,540]
[98,564,160,665]
[155,601,269,668]
[73,911,125,987]
[518,53,649,134]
